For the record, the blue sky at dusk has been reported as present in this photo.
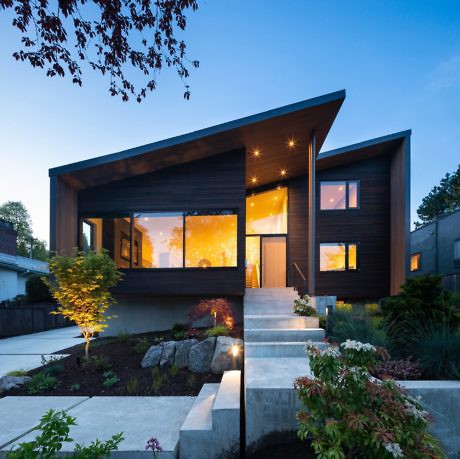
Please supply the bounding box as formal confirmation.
[1,0,459,243]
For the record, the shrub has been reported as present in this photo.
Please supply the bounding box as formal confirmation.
[45,250,123,357]
[81,354,111,372]
[186,328,201,339]
[293,295,317,316]
[151,367,166,392]
[1,295,28,307]
[168,365,180,377]
[5,369,27,377]
[171,323,187,340]
[364,302,380,314]
[133,337,151,354]
[117,329,132,344]
[188,298,234,329]
[5,409,123,458]
[69,383,80,392]
[26,275,51,303]
[102,370,120,388]
[336,302,353,312]
[381,275,459,355]
[126,378,139,394]
[26,372,58,394]
[42,364,65,376]
[374,358,422,381]
[205,325,229,337]
[153,336,165,345]
[329,308,386,347]
[294,340,443,459]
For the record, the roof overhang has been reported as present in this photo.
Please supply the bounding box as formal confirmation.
[50,90,346,190]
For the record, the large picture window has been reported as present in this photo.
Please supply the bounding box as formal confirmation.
[320,242,358,272]
[79,210,237,269]
[320,181,359,210]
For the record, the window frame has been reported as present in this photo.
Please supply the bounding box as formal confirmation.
[319,180,360,211]
[78,209,239,271]
[410,252,421,272]
[454,240,460,268]
[319,241,359,272]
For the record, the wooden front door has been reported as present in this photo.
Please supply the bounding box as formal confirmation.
[262,236,287,287]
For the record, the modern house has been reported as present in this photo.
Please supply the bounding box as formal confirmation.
[410,209,460,292]
[49,90,411,333]
[0,219,49,302]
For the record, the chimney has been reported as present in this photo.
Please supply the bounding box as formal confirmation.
[0,219,18,256]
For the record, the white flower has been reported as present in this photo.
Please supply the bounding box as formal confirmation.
[403,399,428,421]
[385,442,404,458]
[340,339,376,352]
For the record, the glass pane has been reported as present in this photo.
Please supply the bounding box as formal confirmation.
[455,241,460,260]
[81,221,93,253]
[320,243,346,271]
[246,187,288,234]
[410,253,420,272]
[246,236,260,288]
[348,243,357,270]
[348,181,359,208]
[320,182,347,210]
[132,213,183,268]
[185,214,237,267]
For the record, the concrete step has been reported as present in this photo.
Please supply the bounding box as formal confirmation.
[244,328,325,343]
[245,341,325,358]
[244,314,319,329]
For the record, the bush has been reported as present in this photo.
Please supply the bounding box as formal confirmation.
[26,372,58,394]
[102,370,120,388]
[188,298,235,329]
[171,323,187,340]
[81,354,111,372]
[26,275,51,303]
[117,329,132,344]
[186,328,201,339]
[382,275,459,356]
[374,358,422,380]
[133,337,150,354]
[293,295,317,316]
[1,295,28,307]
[294,341,443,458]
[329,308,386,347]
[205,325,229,337]
[42,364,65,376]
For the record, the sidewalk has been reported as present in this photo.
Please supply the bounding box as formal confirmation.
[0,326,84,377]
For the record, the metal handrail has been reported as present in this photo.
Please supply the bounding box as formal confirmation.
[291,262,307,296]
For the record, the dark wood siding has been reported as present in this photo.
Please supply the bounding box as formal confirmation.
[78,149,246,296]
[315,155,391,299]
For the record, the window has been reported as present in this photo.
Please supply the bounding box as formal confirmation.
[132,213,183,268]
[246,187,288,235]
[455,240,460,261]
[410,253,421,272]
[79,210,237,269]
[320,181,359,210]
[185,212,237,267]
[320,242,358,271]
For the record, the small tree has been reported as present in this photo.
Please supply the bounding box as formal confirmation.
[46,250,123,357]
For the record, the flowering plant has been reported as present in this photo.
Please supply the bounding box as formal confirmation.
[294,340,444,458]
[146,437,163,458]
[293,295,317,316]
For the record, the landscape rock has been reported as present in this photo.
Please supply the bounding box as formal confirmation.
[175,339,198,368]
[160,341,177,367]
[211,337,244,374]
[141,344,164,368]
[0,375,31,392]
[188,337,216,373]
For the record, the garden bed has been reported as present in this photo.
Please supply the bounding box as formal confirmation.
[1,326,242,397]
[248,439,315,459]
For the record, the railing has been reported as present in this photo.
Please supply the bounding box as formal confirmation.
[290,263,307,296]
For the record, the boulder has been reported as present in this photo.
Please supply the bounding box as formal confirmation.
[211,337,244,374]
[175,339,198,368]
[0,375,31,392]
[141,344,164,368]
[160,341,177,367]
[188,337,216,373]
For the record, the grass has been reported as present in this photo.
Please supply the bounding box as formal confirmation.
[5,369,28,377]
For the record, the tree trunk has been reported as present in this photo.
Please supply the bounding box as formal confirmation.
[84,334,90,358]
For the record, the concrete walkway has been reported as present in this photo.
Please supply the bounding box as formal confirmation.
[0,326,83,377]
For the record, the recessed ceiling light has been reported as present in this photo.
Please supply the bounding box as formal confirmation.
[288,138,296,148]
[253,148,261,158]
[251,176,258,184]
[280,169,287,176]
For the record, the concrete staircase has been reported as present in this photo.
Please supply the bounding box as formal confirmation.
[179,370,240,459]
[244,288,324,452]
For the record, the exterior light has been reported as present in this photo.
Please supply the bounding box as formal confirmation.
[288,138,296,148]
[330,198,334,202]
[251,176,258,185]
[280,169,287,177]
[338,186,344,191]
[253,148,261,158]
[231,345,239,357]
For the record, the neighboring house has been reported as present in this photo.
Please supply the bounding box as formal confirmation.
[410,209,460,291]
[0,219,49,302]
[49,90,410,333]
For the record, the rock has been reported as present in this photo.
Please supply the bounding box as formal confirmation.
[175,339,198,368]
[211,337,244,374]
[0,375,31,392]
[188,337,216,373]
[141,344,164,368]
[160,341,177,367]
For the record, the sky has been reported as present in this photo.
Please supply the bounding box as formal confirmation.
[0,0,459,244]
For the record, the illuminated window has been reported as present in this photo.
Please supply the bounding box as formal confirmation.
[320,181,359,210]
[245,236,261,288]
[410,253,421,272]
[246,187,288,235]
[185,212,237,267]
[132,213,183,268]
[320,242,358,271]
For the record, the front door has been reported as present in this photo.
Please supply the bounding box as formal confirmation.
[262,236,286,287]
